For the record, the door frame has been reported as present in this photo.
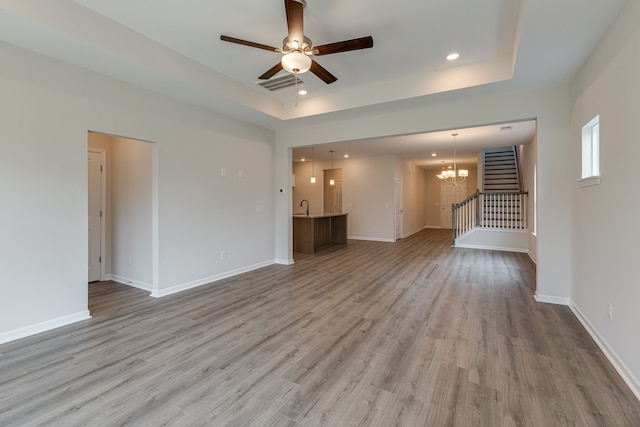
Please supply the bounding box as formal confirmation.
[395,175,403,240]
[88,148,107,282]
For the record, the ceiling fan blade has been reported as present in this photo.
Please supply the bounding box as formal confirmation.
[285,0,304,48]
[310,60,337,84]
[258,62,284,80]
[220,35,280,52]
[314,36,374,56]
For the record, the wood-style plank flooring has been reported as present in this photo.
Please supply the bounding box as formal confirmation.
[1,229,639,426]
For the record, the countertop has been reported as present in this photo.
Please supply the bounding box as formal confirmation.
[293,213,348,219]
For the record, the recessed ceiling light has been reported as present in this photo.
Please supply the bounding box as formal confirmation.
[343,154,349,158]
[301,158,306,162]
[431,153,437,157]
[446,52,460,61]
[298,90,308,95]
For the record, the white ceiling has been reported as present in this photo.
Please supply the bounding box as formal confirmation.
[0,0,626,165]
[75,0,520,105]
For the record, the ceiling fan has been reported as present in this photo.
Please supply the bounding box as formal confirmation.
[220,0,373,84]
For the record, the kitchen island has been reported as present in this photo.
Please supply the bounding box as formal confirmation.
[293,213,348,254]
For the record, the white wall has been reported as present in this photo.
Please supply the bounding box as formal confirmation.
[157,129,275,295]
[569,0,640,396]
[111,136,153,289]
[0,42,275,341]
[342,155,396,241]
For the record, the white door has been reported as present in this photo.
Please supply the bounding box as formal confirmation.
[441,183,466,229]
[88,150,103,282]
[395,176,403,240]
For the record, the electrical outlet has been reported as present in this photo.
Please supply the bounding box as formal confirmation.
[220,250,226,261]
[238,169,243,178]
[220,168,226,177]
[128,255,132,265]
[607,303,613,320]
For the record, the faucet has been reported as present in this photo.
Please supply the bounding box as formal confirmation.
[300,199,309,217]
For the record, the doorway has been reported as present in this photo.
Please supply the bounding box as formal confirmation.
[87,132,156,293]
[441,183,467,229]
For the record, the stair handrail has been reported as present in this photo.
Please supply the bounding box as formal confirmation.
[512,146,524,192]
[452,190,528,246]
[451,190,481,245]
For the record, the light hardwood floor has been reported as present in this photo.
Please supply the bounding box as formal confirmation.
[1,229,639,426]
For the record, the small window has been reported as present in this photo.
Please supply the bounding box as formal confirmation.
[580,115,600,186]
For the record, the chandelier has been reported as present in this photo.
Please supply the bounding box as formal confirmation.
[436,133,468,184]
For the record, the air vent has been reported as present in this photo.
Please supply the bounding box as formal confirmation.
[257,75,305,91]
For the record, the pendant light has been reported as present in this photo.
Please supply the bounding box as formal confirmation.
[436,133,468,184]
[329,150,335,186]
[310,146,316,183]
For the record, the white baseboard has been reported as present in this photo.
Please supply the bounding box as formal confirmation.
[0,311,92,345]
[275,258,294,265]
[151,260,275,298]
[348,235,395,242]
[570,302,640,401]
[534,292,570,306]
[528,250,537,264]
[425,225,442,229]
[455,243,529,253]
[110,275,153,292]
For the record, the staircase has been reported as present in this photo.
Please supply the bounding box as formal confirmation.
[451,146,528,251]
[481,146,524,229]
[483,147,521,192]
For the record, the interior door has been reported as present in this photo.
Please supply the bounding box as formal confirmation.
[441,183,466,229]
[88,150,103,282]
[395,176,403,240]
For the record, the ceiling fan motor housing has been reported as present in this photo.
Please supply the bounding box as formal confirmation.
[282,36,313,53]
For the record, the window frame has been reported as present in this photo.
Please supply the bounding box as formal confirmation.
[579,115,601,187]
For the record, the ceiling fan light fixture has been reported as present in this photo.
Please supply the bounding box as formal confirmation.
[282,51,311,74]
